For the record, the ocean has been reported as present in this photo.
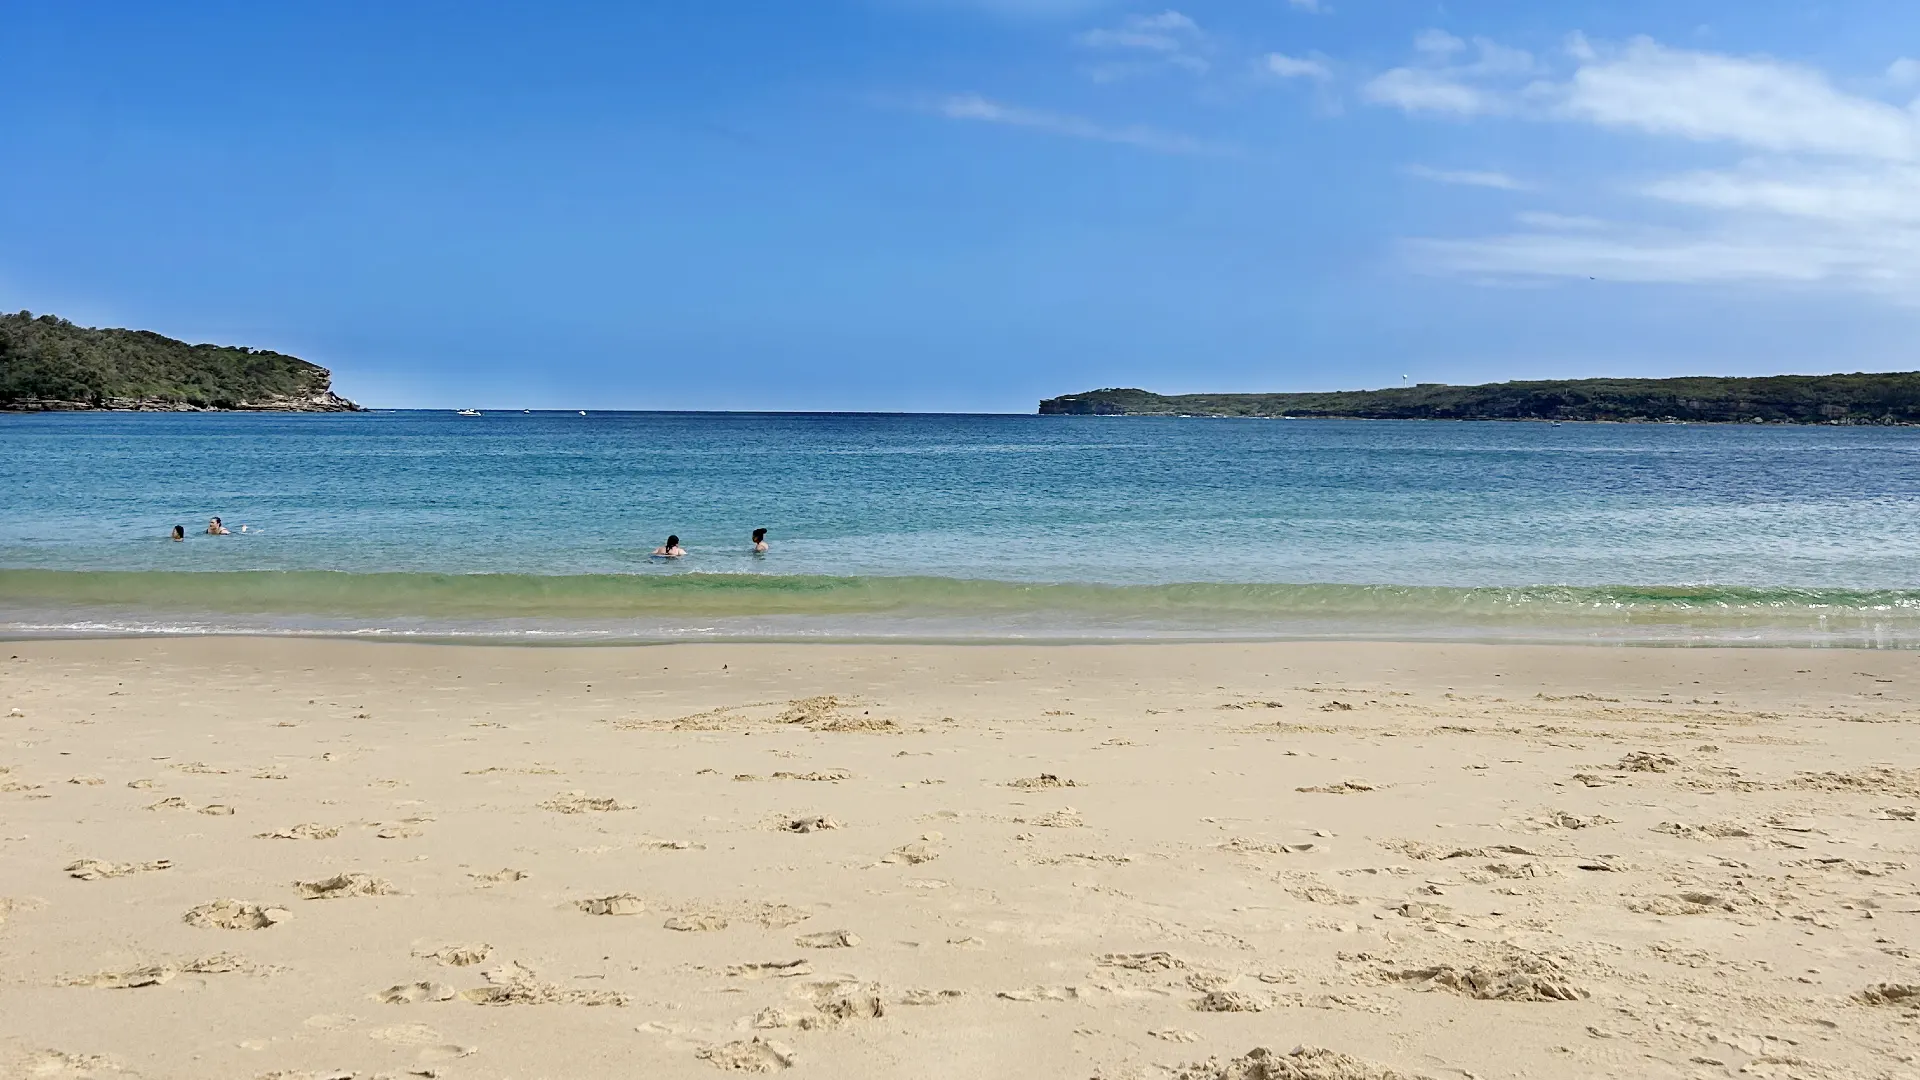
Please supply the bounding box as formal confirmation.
[5,409,1919,646]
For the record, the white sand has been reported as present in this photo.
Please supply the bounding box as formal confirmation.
[2,638,1917,1079]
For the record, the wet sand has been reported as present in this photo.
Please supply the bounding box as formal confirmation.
[2,638,1917,1079]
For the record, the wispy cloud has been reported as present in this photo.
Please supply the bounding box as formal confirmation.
[1286,0,1327,12]
[1265,52,1332,81]
[1368,33,1920,300]
[1362,33,1536,116]
[934,94,1224,155]
[1515,211,1606,230]
[1074,10,1209,80]
[1404,164,1528,190]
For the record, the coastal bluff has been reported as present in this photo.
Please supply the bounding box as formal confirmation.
[0,311,359,412]
[1040,371,1920,424]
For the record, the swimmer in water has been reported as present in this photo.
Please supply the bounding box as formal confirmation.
[752,527,768,553]
[170,525,185,542]
[652,534,686,558]
[206,517,231,536]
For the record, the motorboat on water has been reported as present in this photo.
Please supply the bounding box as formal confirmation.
[456,409,481,416]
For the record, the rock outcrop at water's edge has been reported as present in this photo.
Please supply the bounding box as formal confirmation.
[1,311,361,412]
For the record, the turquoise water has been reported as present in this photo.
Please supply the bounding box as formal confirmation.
[5,410,1920,644]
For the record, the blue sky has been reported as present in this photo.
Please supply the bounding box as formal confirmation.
[5,0,1920,411]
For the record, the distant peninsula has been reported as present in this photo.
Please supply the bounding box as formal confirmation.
[1039,372,1920,425]
[0,311,360,412]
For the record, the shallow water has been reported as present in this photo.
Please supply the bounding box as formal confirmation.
[5,410,1919,644]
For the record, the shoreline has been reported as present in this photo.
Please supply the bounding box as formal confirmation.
[3,637,1917,1078]
[7,569,1920,648]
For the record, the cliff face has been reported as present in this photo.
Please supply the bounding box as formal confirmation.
[1041,373,1920,424]
[0,311,361,412]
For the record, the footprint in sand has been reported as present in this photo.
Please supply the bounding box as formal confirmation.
[770,769,854,782]
[376,981,457,1004]
[367,1021,440,1045]
[255,824,340,840]
[880,835,943,864]
[727,960,813,979]
[295,873,394,899]
[794,929,859,949]
[1855,983,1919,1006]
[997,985,1081,1002]
[468,868,528,886]
[664,913,729,932]
[697,1037,795,1072]
[184,900,291,930]
[69,955,246,989]
[16,1049,121,1077]
[1099,951,1185,972]
[778,816,841,834]
[1007,774,1080,789]
[540,791,632,814]
[1192,989,1270,1012]
[753,979,888,1030]
[457,960,629,1006]
[576,894,646,916]
[412,943,493,966]
[1176,1046,1403,1080]
[1295,780,1375,794]
[65,858,172,880]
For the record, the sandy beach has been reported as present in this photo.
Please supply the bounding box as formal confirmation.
[2,637,1916,1080]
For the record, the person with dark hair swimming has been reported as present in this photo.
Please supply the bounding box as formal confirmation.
[206,517,230,535]
[652,534,687,558]
[170,525,185,541]
[752,528,768,554]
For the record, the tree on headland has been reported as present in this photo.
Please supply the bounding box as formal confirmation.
[0,311,359,411]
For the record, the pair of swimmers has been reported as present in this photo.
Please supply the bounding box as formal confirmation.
[170,517,242,540]
[652,528,768,558]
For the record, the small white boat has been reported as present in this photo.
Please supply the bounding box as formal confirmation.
[456,409,481,417]
[579,410,587,416]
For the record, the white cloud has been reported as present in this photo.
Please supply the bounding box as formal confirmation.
[1076,10,1197,50]
[1367,34,1920,299]
[1364,67,1505,115]
[1891,57,1920,87]
[1643,162,1920,225]
[1415,29,1465,58]
[1405,164,1528,190]
[1266,52,1332,81]
[1286,0,1326,12]
[1408,225,1920,290]
[1559,38,1920,160]
[935,94,1222,154]
[1075,10,1209,78]
[1364,33,1536,116]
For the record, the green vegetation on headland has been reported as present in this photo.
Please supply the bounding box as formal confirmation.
[1038,372,1920,424]
[0,311,359,412]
